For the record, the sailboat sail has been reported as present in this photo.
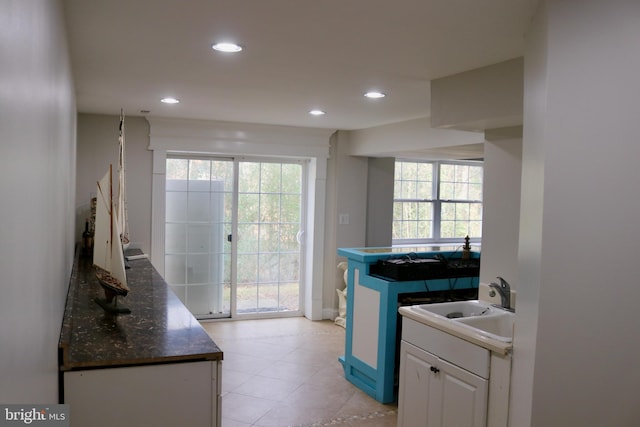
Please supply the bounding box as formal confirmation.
[116,109,130,249]
[93,165,130,294]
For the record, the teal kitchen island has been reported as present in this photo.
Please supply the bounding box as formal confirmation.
[337,246,480,403]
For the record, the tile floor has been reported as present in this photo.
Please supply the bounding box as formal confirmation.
[201,317,398,427]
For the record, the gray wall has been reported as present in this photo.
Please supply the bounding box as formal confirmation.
[0,0,76,403]
[76,114,152,253]
[366,157,394,247]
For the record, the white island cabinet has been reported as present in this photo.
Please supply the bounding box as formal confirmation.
[398,314,511,427]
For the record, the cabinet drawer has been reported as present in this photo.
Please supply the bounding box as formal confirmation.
[402,317,490,378]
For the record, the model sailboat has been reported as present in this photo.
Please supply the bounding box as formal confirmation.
[93,165,131,314]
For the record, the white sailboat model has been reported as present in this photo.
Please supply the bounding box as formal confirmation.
[93,165,131,314]
[116,109,130,250]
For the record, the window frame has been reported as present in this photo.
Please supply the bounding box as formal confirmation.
[393,159,483,246]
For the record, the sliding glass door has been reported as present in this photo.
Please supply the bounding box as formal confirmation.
[164,156,304,319]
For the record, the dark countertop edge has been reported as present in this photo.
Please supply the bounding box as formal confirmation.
[58,247,81,369]
[60,351,224,372]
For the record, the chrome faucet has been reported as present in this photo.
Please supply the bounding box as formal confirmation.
[489,277,512,311]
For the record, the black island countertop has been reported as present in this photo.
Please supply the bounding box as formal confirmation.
[59,249,223,371]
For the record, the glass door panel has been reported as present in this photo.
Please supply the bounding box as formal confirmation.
[165,158,233,318]
[236,161,302,315]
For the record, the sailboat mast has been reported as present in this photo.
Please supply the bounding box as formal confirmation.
[117,108,130,246]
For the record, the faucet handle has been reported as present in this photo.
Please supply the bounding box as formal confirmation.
[497,276,511,290]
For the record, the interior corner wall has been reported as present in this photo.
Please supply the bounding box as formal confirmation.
[323,131,368,318]
[0,0,76,403]
[366,157,394,247]
[478,128,522,288]
[322,134,340,319]
[75,114,153,254]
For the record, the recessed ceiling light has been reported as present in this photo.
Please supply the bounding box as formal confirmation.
[364,91,386,99]
[309,110,325,116]
[161,97,180,104]
[212,42,243,53]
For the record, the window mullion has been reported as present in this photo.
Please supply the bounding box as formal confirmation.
[433,200,441,241]
[433,162,440,241]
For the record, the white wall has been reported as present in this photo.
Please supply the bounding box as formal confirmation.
[479,127,522,287]
[76,114,152,253]
[0,0,76,403]
[511,1,640,425]
[348,116,483,157]
[430,58,524,132]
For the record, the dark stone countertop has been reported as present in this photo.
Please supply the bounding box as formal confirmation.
[59,249,223,371]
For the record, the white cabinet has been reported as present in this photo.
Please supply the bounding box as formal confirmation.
[398,317,490,427]
[64,361,220,427]
[398,341,487,427]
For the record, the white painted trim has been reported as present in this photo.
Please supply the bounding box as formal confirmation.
[488,352,512,427]
[323,308,339,320]
[150,149,167,272]
[147,116,333,158]
[146,117,332,320]
[352,269,380,369]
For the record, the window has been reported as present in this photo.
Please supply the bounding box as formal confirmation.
[393,160,483,245]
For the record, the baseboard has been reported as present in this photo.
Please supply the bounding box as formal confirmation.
[322,308,339,320]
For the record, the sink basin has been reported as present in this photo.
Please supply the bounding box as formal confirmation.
[413,300,500,319]
[456,312,515,342]
[409,300,515,344]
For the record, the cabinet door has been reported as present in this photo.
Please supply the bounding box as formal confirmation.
[398,340,488,427]
[432,357,488,427]
[398,341,438,427]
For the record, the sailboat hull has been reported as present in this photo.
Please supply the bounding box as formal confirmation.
[95,266,131,314]
[95,266,130,297]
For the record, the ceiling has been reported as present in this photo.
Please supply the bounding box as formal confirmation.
[62,0,537,132]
